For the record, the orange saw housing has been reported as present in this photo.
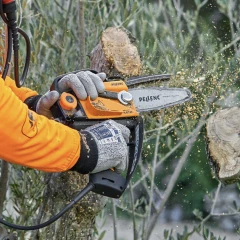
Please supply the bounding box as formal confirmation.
[79,81,139,119]
[50,77,140,129]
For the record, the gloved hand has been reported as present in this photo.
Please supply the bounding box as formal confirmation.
[25,71,106,118]
[71,120,130,174]
[58,71,106,100]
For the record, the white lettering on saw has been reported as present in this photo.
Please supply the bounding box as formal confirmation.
[139,95,179,102]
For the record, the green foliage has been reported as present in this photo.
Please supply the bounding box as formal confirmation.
[1,0,240,239]
[162,225,229,240]
[94,210,107,240]
[169,134,218,217]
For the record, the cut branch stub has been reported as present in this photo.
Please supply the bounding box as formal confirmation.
[90,27,142,77]
[206,107,240,184]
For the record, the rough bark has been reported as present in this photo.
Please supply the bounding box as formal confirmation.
[206,107,240,184]
[0,161,8,217]
[90,27,142,77]
[34,172,107,240]
[33,26,143,239]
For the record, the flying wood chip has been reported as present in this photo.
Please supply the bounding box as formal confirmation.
[206,107,240,184]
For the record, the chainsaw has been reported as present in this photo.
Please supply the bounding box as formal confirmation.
[0,71,192,230]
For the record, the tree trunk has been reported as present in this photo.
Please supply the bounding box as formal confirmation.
[33,26,142,239]
[34,172,107,240]
[206,106,240,185]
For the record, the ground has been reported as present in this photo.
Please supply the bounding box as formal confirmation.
[101,217,239,240]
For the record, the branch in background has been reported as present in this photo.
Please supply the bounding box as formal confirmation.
[144,118,180,135]
[111,199,118,240]
[147,117,162,224]
[79,0,86,68]
[129,182,138,240]
[133,67,229,192]
[0,161,8,217]
[216,36,240,55]
[143,115,206,240]
[143,68,230,239]
[227,0,237,53]
[201,182,222,225]
[132,130,193,190]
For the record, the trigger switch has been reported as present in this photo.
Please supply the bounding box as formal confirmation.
[59,92,77,110]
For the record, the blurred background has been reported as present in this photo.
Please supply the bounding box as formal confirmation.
[1,0,240,239]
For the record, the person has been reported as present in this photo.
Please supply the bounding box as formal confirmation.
[0,41,129,174]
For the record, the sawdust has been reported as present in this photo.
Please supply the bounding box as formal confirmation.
[81,133,90,154]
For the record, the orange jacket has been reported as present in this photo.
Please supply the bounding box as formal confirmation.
[0,76,80,172]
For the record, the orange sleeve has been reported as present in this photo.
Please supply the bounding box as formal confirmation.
[4,76,38,102]
[0,77,80,172]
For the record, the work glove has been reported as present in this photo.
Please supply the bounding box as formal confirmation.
[25,71,106,118]
[71,120,130,174]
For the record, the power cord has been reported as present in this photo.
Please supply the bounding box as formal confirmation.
[0,0,30,87]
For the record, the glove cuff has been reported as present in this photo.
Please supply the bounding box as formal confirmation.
[24,95,42,111]
[71,131,98,174]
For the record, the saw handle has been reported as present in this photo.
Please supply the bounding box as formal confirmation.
[50,73,123,101]
[50,75,62,92]
[50,73,128,98]
[50,71,133,111]
[89,169,126,198]
[50,69,100,92]
[50,71,144,199]
[89,117,144,198]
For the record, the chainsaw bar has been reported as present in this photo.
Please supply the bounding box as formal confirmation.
[129,87,192,112]
[126,74,171,87]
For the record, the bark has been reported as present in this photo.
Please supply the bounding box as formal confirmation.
[0,162,17,240]
[33,26,142,239]
[90,27,142,77]
[0,161,8,217]
[78,1,86,69]
[206,107,240,184]
[34,172,107,240]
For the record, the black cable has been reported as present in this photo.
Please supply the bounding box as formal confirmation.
[0,0,31,87]
[0,182,94,230]
[0,0,7,24]
[0,0,11,79]
[14,28,31,87]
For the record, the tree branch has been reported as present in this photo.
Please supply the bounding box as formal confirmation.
[0,161,8,217]
[143,115,206,240]
[79,0,86,68]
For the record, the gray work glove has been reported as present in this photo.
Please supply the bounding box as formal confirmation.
[71,120,130,174]
[58,71,106,100]
[25,71,106,118]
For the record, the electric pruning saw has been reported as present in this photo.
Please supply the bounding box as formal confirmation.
[49,71,192,198]
[50,71,192,198]
[0,71,192,231]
